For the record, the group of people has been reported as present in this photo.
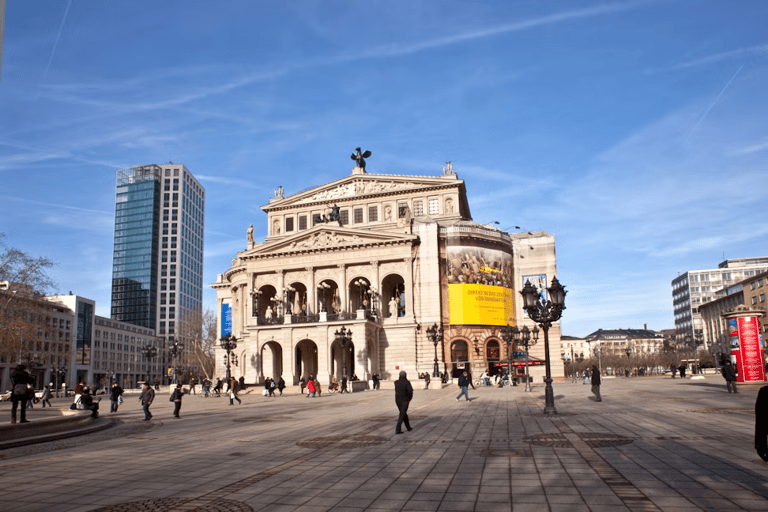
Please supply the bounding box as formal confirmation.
[263,377,286,396]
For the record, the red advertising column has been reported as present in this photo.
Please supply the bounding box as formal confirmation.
[723,307,766,383]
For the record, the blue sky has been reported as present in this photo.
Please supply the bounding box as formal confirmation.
[1,1,766,337]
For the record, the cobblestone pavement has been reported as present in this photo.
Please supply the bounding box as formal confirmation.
[0,376,767,512]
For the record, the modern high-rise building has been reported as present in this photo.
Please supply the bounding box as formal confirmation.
[111,164,205,341]
[671,257,768,349]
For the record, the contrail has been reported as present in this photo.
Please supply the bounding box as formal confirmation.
[687,63,744,141]
[42,0,72,82]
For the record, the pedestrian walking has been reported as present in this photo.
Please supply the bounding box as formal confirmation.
[306,377,316,397]
[341,375,348,394]
[670,364,677,378]
[170,383,183,418]
[314,377,322,397]
[189,378,197,395]
[722,361,738,393]
[110,382,124,412]
[395,370,413,434]
[213,378,223,397]
[679,364,687,379]
[239,376,246,391]
[277,377,285,396]
[41,383,53,408]
[10,365,34,424]
[264,377,273,397]
[230,379,241,404]
[591,365,602,402]
[270,378,277,397]
[456,371,470,402]
[139,382,155,420]
[756,385,768,461]
[300,377,306,395]
[372,373,380,390]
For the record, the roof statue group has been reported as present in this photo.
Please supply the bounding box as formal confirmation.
[351,147,372,170]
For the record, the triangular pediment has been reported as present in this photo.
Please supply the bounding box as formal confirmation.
[263,173,461,211]
[241,225,417,257]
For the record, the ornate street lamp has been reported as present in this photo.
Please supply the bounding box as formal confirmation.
[284,285,296,315]
[169,337,184,384]
[220,333,238,405]
[318,282,331,312]
[353,279,368,310]
[625,347,632,377]
[141,344,158,386]
[520,277,567,415]
[426,323,444,378]
[51,366,67,398]
[500,325,516,386]
[334,326,353,386]
[251,288,262,317]
[514,325,538,392]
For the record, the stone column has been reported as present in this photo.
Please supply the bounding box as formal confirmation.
[404,257,415,321]
[306,267,315,315]
[338,264,347,312]
[371,260,380,315]
[276,270,285,316]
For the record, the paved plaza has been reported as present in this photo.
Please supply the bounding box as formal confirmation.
[0,375,767,512]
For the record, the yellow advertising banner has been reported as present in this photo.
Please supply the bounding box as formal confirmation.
[449,283,515,326]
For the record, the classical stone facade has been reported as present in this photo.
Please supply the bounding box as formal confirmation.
[212,165,562,387]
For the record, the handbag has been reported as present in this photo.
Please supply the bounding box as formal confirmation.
[118,396,123,405]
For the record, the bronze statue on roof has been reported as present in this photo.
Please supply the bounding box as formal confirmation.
[351,147,372,170]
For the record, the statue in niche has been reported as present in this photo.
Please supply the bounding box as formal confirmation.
[246,224,254,244]
[351,147,372,171]
[383,205,392,222]
[389,296,398,318]
[265,306,274,319]
[273,219,280,235]
[445,198,454,214]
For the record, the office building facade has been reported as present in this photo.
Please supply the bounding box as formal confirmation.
[671,258,768,349]
[110,164,205,370]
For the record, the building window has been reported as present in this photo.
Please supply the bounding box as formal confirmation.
[368,206,378,222]
[398,204,408,218]
[340,210,349,225]
[285,218,294,232]
[413,201,423,216]
[429,198,439,215]
[354,208,363,224]
[299,216,307,230]
[761,294,765,302]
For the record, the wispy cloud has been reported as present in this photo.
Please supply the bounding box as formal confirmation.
[649,43,768,73]
[195,175,261,189]
[729,139,768,156]
[0,195,112,215]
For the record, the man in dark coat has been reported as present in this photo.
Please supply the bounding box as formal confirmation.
[394,371,413,434]
[721,361,738,393]
[755,385,768,461]
[139,382,155,421]
[110,382,124,412]
[10,365,34,424]
[591,365,602,402]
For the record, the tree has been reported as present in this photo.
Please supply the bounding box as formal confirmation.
[0,234,56,362]
[178,308,217,379]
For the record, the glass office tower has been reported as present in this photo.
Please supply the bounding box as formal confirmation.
[111,164,205,336]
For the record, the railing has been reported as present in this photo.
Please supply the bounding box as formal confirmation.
[256,316,285,326]
[292,314,320,324]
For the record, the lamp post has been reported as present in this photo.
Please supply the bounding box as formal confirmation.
[141,344,158,386]
[168,337,184,384]
[426,323,444,378]
[694,330,702,375]
[51,366,66,398]
[284,285,295,315]
[318,282,331,312]
[625,347,632,377]
[220,333,238,405]
[334,326,353,387]
[515,326,538,392]
[520,277,567,415]
[252,288,262,317]
[353,279,368,310]
[501,324,515,386]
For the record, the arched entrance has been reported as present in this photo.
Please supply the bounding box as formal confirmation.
[330,339,355,381]
[287,281,307,315]
[451,339,470,378]
[260,342,283,381]
[485,339,502,376]
[254,285,277,317]
[295,339,318,383]
[348,276,371,312]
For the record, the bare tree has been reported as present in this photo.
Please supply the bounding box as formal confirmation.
[178,308,217,379]
[0,234,56,362]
